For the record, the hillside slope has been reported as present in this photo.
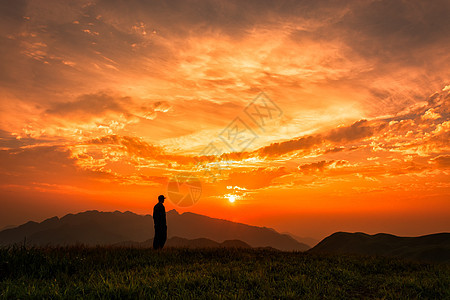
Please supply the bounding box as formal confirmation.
[309,232,450,262]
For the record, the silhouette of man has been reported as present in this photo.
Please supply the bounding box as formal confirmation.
[153,195,167,249]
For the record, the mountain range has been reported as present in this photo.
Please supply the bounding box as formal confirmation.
[1,210,448,262]
[308,232,450,263]
[0,210,309,251]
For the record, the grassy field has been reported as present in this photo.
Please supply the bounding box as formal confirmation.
[1,246,449,299]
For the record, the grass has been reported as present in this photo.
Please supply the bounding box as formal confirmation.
[1,246,449,299]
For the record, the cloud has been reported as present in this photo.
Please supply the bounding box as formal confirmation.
[251,119,378,158]
[326,119,377,143]
[88,134,161,159]
[298,160,348,174]
[1,0,448,148]
[0,145,112,189]
[46,92,129,117]
[81,88,450,174]
[430,155,450,168]
[45,92,171,121]
[0,142,172,201]
[257,135,323,157]
[86,134,198,166]
[0,146,76,174]
[337,0,450,63]
[0,129,60,149]
[324,147,345,154]
[223,167,288,190]
[0,1,448,204]
[251,88,449,159]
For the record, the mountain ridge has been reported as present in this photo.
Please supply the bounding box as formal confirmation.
[0,210,310,251]
[309,231,450,263]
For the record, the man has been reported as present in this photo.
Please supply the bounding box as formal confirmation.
[153,194,167,249]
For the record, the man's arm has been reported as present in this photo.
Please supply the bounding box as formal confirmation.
[162,206,166,226]
[153,205,161,225]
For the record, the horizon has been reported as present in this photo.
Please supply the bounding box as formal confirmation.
[1,0,449,241]
[2,208,449,242]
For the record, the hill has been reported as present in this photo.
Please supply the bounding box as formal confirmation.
[0,210,309,251]
[309,232,450,263]
[114,237,252,249]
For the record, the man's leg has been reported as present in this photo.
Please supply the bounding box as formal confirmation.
[160,227,167,248]
[153,229,160,249]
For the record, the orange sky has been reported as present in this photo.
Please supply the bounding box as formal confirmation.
[0,0,449,239]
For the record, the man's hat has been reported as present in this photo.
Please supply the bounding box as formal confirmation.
[158,195,166,201]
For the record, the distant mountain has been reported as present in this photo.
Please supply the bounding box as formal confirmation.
[282,232,319,247]
[114,237,252,249]
[165,210,309,251]
[309,232,450,263]
[0,210,309,251]
[0,225,16,231]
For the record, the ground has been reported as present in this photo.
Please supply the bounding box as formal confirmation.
[1,246,449,299]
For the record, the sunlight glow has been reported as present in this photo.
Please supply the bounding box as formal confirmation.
[225,194,236,203]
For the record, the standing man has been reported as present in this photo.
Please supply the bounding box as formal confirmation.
[153,194,167,249]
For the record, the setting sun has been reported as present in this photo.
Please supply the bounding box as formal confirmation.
[225,194,237,204]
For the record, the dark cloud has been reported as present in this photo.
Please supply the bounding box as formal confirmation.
[0,0,174,100]
[0,146,76,175]
[257,135,323,157]
[324,147,345,154]
[289,0,449,115]
[298,160,348,174]
[46,93,130,117]
[87,134,198,165]
[44,92,170,123]
[337,0,450,62]
[1,0,447,111]
[431,155,450,168]
[0,0,27,33]
[87,135,161,159]
[326,119,376,143]
[0,129,60,149]
[96,0,295,38]
[253,119,379,158]
[298,160,330,173]
[87,134,251,167]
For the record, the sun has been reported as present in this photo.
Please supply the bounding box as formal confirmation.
[225,194,236,203]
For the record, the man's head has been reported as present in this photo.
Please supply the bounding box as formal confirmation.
[158,194,166,203]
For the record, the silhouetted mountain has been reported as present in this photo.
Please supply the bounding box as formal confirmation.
[309,232,450,263]
[0,225,16,231]
[0,211,148,246]
[165,210,309,251]
[0,210,309,251]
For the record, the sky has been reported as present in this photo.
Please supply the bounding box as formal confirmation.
[0,0,449,240]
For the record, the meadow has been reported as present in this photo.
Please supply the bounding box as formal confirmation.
[1,246,449,299]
